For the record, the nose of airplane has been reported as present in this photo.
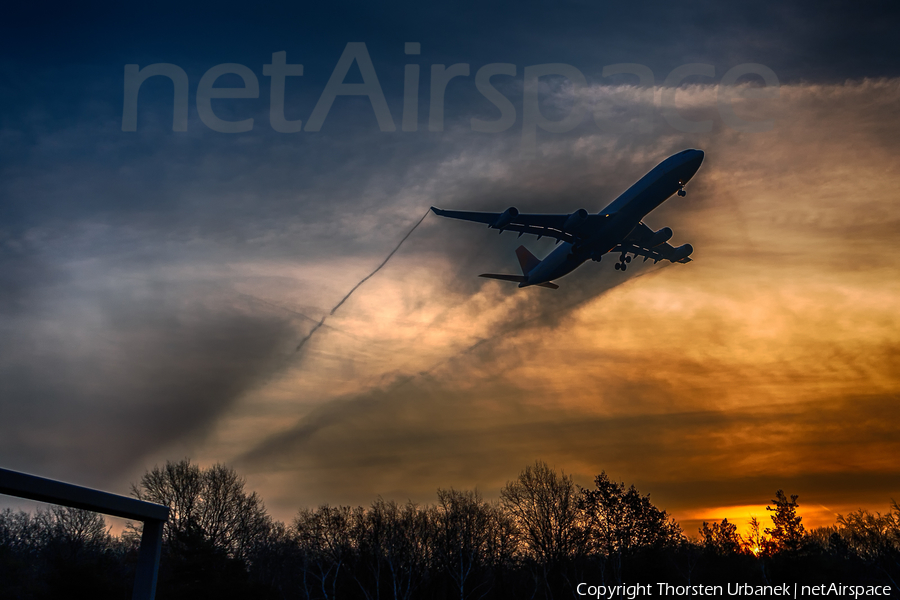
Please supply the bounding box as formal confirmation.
[684,149,704,174]
[672,149,704,184]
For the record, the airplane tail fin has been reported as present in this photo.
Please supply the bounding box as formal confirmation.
[478,246,558,290]
[515,245,541,275]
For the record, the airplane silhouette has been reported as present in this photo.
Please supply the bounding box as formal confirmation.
[431,149,704,289]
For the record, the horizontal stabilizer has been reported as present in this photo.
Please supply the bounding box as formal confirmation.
[479,274,560,290]
[479,273,527,283]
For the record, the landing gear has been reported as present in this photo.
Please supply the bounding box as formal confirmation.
[677,189,686,197]
[615,252,630,271]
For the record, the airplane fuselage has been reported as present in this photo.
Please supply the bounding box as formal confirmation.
[519,149,704,287]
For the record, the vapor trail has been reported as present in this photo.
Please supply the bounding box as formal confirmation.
[295,317,326,352]
[329,210,430,316]
[295,209,430,352]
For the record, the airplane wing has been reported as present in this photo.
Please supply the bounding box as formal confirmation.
[616,222,693,263]
[431,206,608,244]
[615,242,693,263]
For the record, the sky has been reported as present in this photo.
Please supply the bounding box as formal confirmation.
[2,1,900,538]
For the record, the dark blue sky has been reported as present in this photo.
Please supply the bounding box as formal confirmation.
[5,1,898,77]
[3,0,897,230]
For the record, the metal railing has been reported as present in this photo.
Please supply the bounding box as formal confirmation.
[0,467,169,600]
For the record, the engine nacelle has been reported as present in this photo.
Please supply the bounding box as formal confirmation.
[669,243,694,262]
[491,206,519,229]
[563,208,588,232]
[646,227,673,247]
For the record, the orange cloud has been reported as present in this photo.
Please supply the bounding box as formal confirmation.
[164,79,900,527]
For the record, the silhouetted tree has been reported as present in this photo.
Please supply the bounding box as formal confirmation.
[0,508,41,556]
[838,506,899,559]
[500,461,585,565]
[0,507,128,600]
[295,505,359,600]
[500,460,586,597]
[131,459,272,562]
[432,488,515,600]
[35,505,111,558]
[742,516,768,556]
[8,459,900,599]
[765,490,805,553]
[129,459,273,600]
[246,520,306,599]
[579,471,682,583]
[836,503,900,591]
[0,508,46,597]
[365,499,431,600]
[699,518,741,555]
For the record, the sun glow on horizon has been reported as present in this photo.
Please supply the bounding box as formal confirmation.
[677,502,844,543]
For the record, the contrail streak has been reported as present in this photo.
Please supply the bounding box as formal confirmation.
[295,209,430,352]
[329,210,430,316]
[295,316,326,352]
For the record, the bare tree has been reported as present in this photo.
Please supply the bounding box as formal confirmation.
[500,460,586,599]
[197,463,271,561]
[500,461,585,566]
[131,458,271,562]
[433,488,512,600]
[836,504,900,591]
[365,499,431,600]
[0,508,42,555]
[295,505,359,600]
[35,505,110,558]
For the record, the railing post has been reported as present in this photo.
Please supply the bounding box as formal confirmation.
[0,467,169,600]
[133,517,165,600]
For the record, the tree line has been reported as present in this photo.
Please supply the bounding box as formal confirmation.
[1,459,898,599]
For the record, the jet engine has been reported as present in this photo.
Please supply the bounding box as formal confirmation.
[491,207,519,229]
[669,243,694,262]
[646,227,673,247]
[563,208,588,232]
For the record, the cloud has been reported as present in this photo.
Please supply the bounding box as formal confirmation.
[2,76,900,529]
[234,371,900,523]
[0,267,300,489]
[227,78,900,521]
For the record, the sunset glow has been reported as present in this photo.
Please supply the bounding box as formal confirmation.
[1,8,898,548]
